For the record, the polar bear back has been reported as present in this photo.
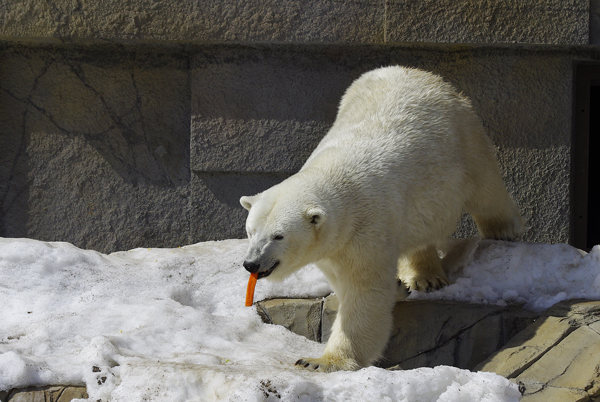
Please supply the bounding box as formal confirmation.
[300,66,504,250]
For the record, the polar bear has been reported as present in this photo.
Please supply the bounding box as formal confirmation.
[240,66,523,372]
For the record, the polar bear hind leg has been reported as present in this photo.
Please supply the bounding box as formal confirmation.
[397,244,448,292]
[465,172,524,241]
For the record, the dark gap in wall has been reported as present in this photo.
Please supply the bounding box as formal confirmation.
[587,85,600,249]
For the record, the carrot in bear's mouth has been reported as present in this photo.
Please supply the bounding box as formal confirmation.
[245,272,259,307]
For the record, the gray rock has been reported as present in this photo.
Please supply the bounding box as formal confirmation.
[257,298,323,342]
[477,300,600,402]
[383,300,535,370]
[261,296,536,370]
[6,386,87,402]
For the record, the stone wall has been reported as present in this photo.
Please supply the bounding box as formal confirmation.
[1,1,599,252]
[0,0,591,44]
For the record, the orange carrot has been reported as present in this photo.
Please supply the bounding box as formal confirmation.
[245,272,259,307]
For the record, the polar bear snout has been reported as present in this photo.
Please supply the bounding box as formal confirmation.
[243,260,260,273]
[243,260,280,279]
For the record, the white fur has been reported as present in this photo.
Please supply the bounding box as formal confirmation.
[240,66,523,372]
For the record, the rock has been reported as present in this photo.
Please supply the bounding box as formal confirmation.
[515,384,589,402]
[475,316,573,377]
[6,386,87,402]
[257,298,323,342]
[260,296,536,370]
[477,300,600,402]
[516,325,600,396]
[383,300,535,370]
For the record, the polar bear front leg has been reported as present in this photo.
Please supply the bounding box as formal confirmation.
[397,245,448,292]
[295,279,397,372]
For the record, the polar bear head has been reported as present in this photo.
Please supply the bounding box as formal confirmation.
[240,185,327,281]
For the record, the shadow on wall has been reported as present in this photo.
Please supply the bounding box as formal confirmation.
[0,44,192,252]
[0,42,575,251]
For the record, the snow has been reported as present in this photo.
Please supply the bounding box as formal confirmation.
[1,237,599,401]
[412,238,600,311]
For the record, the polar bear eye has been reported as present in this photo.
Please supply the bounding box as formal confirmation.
[273,235,284,241]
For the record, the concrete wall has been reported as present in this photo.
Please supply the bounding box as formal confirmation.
[1,1,598,252]
[0,0,590,44]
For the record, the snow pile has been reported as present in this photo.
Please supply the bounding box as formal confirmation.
[412,238,600,311]
[2,236,599,401]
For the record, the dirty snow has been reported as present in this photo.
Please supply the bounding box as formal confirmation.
[1,236,598,401]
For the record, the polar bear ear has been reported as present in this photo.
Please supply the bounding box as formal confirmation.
[306,207,327,227]
[240,196,255,211]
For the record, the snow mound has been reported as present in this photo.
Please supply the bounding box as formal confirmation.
[3,236,597,401]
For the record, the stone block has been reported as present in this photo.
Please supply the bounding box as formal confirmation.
[56,387,88,401]
[384,300,508,370]
[190,49,365,174]
[543,299,600,325]
[475,316,573,377]
[6,386,87,402]
[190,172,288,241]
[257,298,323,342]
[517,325,600,391]
[0,44,192,253]
[518,385,588,402]
[0,0,385,44]
[386,0,589,45]
[261,297,536,370]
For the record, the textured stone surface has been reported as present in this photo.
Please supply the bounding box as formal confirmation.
[475,316,573,378]
[0,0,589,45]
[517,325,600,391]
[5,386,87,402]
[264,296,536,370]
[386,0,589,45]
[517,385,589,402]
[0,43,192,252]
[478,300,600,402]
[257,298,323,342]
[1,41,595,251]
[384,300,535,370]
[0,0,385,44]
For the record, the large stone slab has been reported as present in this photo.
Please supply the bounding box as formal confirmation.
[517,325,600,393]
[0,0,588,45]
[0,0,384,44]
[261,296,536,370]
[5,386,87,402]
[257,298,323,342]
[386,0,589,45]
[384,300,535,370]
[475,316,574,377]
[0,43,192,253]
[478,300,600,402]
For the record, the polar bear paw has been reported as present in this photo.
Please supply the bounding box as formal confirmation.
[295,356,359,373]
[404,274,448,293]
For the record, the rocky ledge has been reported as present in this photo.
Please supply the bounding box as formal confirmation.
[3,298,600,402]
